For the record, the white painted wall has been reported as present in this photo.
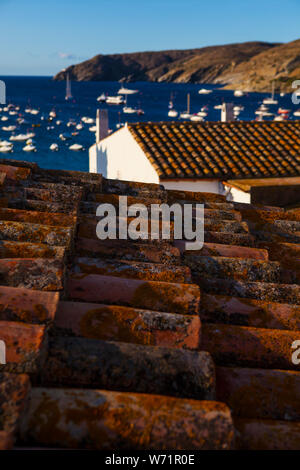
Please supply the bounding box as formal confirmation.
[161,179,221,194]
[224,184,251,203]
[0,340,6,364]
[89,126,159,184]
[89,128,250,203]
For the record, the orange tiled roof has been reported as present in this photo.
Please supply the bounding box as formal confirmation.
[128,120,300,179]
[1,158,300,450]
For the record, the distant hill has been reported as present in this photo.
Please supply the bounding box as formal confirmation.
[53,40,300,92]
[219,39,300,92]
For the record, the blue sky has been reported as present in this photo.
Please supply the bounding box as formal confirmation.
[1,0,299,76]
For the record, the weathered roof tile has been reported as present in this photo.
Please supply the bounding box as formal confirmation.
[0,322,47,374]
[55,301,201,349]
[1,157,300,450]
[129,121,300,179]
[0,372,30,449]
[19,388,234,450]
[0,286,59,324]
[67,274,200,314]
[42,336,215,400]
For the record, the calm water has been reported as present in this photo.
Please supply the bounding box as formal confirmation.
[0,76,298,172]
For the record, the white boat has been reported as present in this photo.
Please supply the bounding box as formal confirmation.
[76,123,83,130]
[234,90,244,97]
[0,140,13,152]
[10,132,35,141]
[97,93,106,102]
[56,120,62,126]
[255,109,273,117]
[59,133,72,141]
[263,97,278,105]
[167,93,178,117]
[1,116,9,121]
[123,106,137,114]
[0,145,13,153]
[190,115,204,122]
[254,104,273,117]
[118,87,138,95]
[0,140,13,146]
[30,109,39,115]
[198,88,212,95]
[273,115,284,121]
[69,143,84,151]
[180,93,192,119]
[23,144,36,152]
[293,109,300,117]
[89,126,97,132]
[197,107,208,117]
[2,125,16,131]
[17,118,29,125]
[233,106,244,117]
[50,143,59,151]
[197,111,207,118]
[180,112,192,119]
[49,110,56,118]
[106,96,125,105]
[168,109,178,117]
[214,104,223,110]
[263,82,278,105]
[82,117,95,124]
[260,104,269,111]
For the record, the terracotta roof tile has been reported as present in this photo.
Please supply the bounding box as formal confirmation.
[19,388,234,450]
[0,158,300,450]
[55,301,201,349]
[0,373,30,449]
[128,121,300,179]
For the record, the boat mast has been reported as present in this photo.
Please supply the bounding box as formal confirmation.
[187,93,190,114]
[65,73,72,100]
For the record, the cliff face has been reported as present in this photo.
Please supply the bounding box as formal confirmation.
[220,39,300,92]
[53,40,300,92]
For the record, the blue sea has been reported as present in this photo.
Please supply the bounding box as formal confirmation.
[0,76,298,172]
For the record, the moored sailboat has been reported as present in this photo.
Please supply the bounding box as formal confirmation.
[65,73,73,101]
[263,82,278,105]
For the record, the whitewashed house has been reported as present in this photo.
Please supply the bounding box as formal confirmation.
[89,111,300,203]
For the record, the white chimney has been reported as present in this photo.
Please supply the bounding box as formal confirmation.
[96,109,109,143]
[221,103,234,122]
